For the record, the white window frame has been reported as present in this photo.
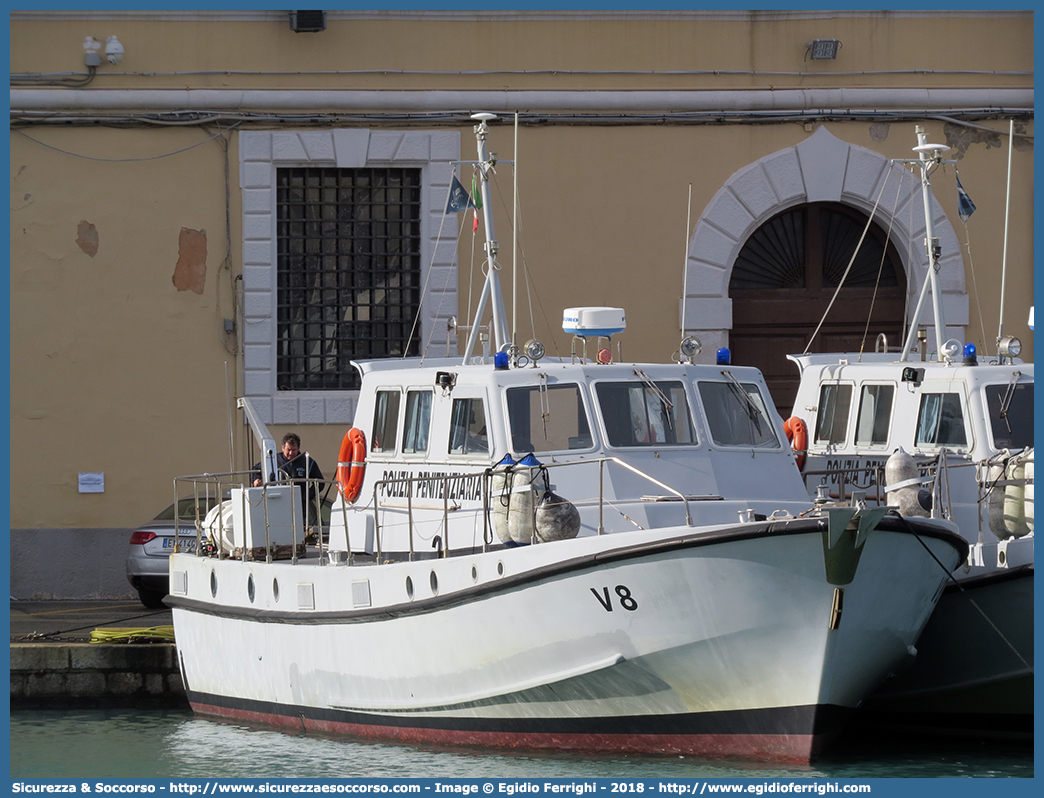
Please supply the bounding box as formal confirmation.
[239,128,461,426]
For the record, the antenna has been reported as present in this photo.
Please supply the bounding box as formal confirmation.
[461,112,510,362]
[512,112,519,352]
[899,126,954,362]
[681,184,692,341]
[997,118,1014,350]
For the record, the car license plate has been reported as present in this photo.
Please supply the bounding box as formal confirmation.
[163,537,197,551]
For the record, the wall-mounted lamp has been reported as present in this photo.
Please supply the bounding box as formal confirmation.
[807,39,842,60]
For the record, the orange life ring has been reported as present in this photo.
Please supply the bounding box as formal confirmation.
[336,427,367,503]
[784,416,808,471]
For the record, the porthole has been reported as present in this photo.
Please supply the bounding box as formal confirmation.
[430,570,439,596]
[210,570,218,597]
[406,575,415,601]
[247,574,255,603]
[471,565,478,583]
[497,561,505,577]
[273,579,280,602]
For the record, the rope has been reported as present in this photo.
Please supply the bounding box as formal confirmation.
[859,169,906,360]
[959,210,991,356]
[897,513,1031,670]
[803,163,894,354]
[14,609,171,642]
[413,173,467,360]
[490,170,559,358]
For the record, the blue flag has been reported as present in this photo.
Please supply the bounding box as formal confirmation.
[956,173,976,222]
[446,176,474,213]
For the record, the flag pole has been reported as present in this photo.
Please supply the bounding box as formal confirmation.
[997,118,1014,352]
[513,112,519,351]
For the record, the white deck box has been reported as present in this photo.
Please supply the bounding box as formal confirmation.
[229,485,304,550]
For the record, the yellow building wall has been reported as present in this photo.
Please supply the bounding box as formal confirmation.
[9,11,1034,531]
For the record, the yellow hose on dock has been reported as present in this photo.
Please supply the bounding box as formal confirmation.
[89,625,175,643]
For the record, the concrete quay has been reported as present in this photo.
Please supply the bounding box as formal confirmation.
[10,599,187,709]
[11,641,186,708]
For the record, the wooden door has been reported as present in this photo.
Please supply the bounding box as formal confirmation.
[729,203,908,416]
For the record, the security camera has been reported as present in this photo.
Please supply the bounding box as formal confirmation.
[105,35,124,65]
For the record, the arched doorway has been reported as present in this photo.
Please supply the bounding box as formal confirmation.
[729,201,907,416]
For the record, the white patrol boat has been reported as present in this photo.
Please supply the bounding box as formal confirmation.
[784,127,1033,737]
[168,115,967,763]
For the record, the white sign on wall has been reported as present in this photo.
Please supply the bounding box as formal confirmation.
[78,473,105,493]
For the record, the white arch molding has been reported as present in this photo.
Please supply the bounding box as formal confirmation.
[682,126,969,356]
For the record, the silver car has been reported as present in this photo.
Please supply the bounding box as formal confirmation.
[125,497,217,608]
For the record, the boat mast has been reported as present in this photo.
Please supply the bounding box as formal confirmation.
[899,126,952,362]
[461,113,510,363]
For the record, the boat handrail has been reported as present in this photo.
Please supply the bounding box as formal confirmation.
[173,456,712,566]
[598,457,692,527]
[803,456,960,520]
[173,473,333,563]
[364,456,694,561]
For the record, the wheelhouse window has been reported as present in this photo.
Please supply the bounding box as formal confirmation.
[595,381,696,447]
[449,397,488,456]
[276,167,421,391]
[507,384,592,453]
[854,384,894,447]
[402,390,433,455]
[815,384,852,445]
[984,382,1033,450]
[915,392,967,448]
[698,380,778,448]
[371,390,401,454]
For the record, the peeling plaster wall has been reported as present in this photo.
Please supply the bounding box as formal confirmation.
[172,227,208,294]
[10,127,237,530]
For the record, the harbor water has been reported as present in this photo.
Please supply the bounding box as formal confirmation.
[9,708,1032,779]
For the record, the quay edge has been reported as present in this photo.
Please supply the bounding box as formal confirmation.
[10,642,187,709]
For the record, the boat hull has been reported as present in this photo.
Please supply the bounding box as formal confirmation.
[186,691,850,763]
[169,517,963,763]
[859,565,1033,738]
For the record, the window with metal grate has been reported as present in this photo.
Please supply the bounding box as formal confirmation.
[276,167,422,390]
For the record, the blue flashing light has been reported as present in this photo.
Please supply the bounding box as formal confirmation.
[962,342,978,366]
[494,351,509,370]
[716,347,731,365]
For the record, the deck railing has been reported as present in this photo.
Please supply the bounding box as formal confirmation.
[172,470,336,563]
[801,454,976,521]
[172,455,705,566]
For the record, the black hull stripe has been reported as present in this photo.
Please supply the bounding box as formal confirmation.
[943,562,1033,594]
[186,689,852,738]
[167,515,965,625]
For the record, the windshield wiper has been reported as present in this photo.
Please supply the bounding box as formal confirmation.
[997,370,1022,434]
[633,369,675,429]
[721,369,764,433]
